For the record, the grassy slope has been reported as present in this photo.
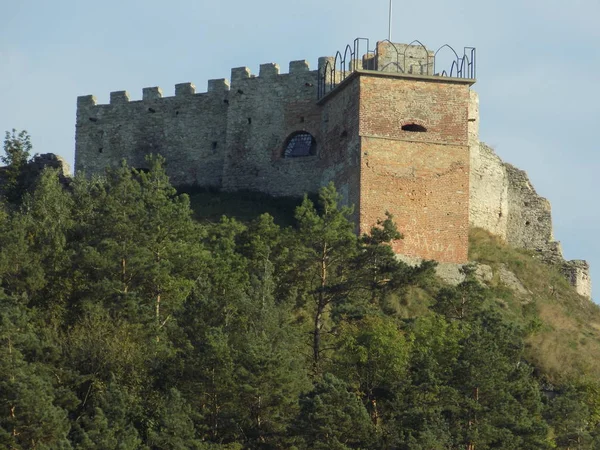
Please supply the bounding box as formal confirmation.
[469,228,600,384]
[186,190,600,384]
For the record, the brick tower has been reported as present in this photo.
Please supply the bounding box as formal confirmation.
[318,40,476,264]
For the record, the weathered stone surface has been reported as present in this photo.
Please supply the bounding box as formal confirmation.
[497,264,529,296]
[470,143,509,239]
[76,81,229,187]
[475,263,494,284]
[396,254,466,285]
[562,260,592,299]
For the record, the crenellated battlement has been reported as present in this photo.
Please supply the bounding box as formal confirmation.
[77,79,232,108]
[74,56,333,190]
[77,57,327,109]
[74,42,475,198]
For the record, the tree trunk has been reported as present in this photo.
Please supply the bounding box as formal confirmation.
[313,243,328,371]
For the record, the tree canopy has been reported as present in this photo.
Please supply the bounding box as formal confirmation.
[0,145,597,448]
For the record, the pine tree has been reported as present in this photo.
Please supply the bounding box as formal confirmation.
[1,129,32,204]
[291,183,357,371]
[0,293,72,449]
[332,314,409,429]
[294,373,375,449]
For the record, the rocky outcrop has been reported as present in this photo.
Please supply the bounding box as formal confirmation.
[562,260,592,298]
[22,153,71,185]
[0,153,72,196]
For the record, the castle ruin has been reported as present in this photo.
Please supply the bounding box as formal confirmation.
[74,38,591,298]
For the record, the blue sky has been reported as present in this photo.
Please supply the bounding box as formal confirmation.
[2,0,599,299]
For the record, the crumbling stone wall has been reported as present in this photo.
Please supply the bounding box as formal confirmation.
[563,260,592,298]
[0,153,72,196]
[468,123,591,298]
[504,164,554,253]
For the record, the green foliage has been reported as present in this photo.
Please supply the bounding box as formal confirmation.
[332,314,409,429]
[0,145,597,448]
[432,264,487,320]
[295,373,376,449]
[1,129,32,204]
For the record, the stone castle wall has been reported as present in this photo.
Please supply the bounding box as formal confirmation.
[76,81,230,187]
[221,63,322,196]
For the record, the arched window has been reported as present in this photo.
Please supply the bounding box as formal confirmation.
[402,123,427,132]
[283,132,317,157]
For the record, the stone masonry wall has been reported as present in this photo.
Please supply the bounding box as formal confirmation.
[76,81,230,187]
[470,142,509,240]
[318,76,362,218]
[221,62,324,196]
[374,41,434,75]
[563,260,592,298]
[220,61,362,202]
[504,163,555,254]
[358,75,472,264]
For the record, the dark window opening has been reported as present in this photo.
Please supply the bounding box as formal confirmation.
[211,141,218,151]
[98,147,103,153]
[148,107,156,113]
[402,123,427,132]
[341,130,348,138]
[89,117,97,122]
[525,221,531,226]
[283,132,317,158]
[300,116,305,123]
[247,117,252,124]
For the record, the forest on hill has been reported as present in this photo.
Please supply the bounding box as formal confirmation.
[1,131,600,449]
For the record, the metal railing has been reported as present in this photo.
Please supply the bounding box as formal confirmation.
[318,38,476,99]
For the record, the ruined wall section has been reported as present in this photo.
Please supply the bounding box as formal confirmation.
[221,62,324,196]
[470,143,509,239]
[563,260,592,298]
[468,91,509,240]
[469,126,591,298]
[75,81,230,187]
[469,143,558,257]
[504,164,556,255]
[358,75,472,264]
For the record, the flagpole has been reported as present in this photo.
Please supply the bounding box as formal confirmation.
[388,0,392,41]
